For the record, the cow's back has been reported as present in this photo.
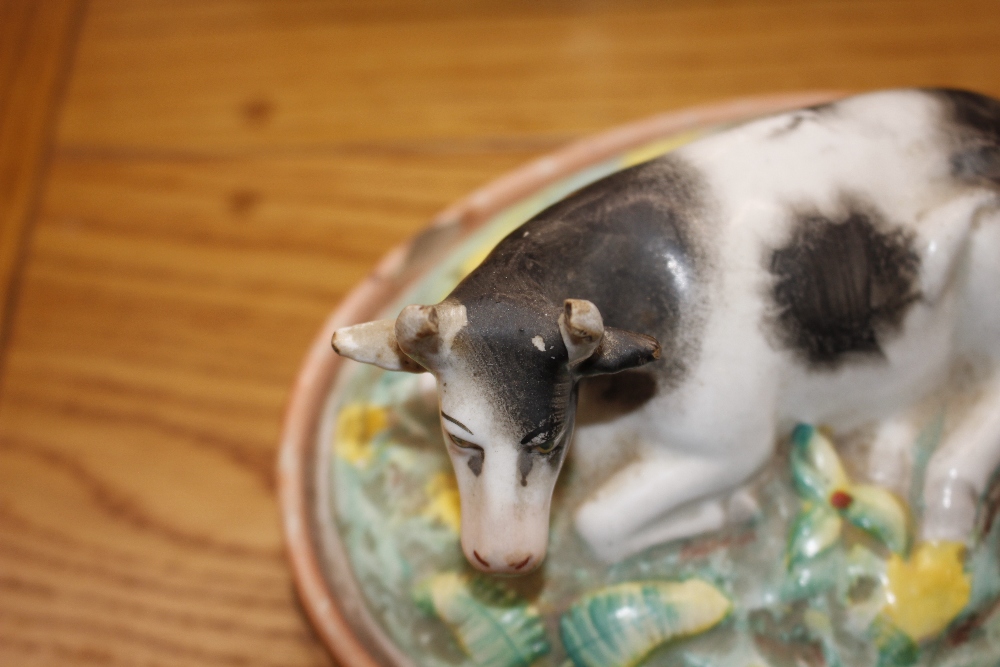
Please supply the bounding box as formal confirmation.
[672,89,1000,429]
[453,89,1000,432]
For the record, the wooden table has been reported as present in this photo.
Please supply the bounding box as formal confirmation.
[1,1,998,664]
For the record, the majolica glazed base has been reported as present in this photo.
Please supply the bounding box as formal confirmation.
[279,94,1000,667]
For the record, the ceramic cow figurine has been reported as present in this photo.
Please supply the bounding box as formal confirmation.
[333,89,1000,574]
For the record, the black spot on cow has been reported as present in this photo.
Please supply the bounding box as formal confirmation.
[932,89,1000,187]
[769,204,921,368]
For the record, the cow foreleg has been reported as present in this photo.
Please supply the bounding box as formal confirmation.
[922,373,1000,543]
[574,447,767,563]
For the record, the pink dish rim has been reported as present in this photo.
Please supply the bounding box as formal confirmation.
[277,91,845,666]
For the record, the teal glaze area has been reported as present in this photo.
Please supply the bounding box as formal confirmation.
[323,129,1000,667]
[414,573,550,667]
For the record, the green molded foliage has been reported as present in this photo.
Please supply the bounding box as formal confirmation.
[871,617,919,667]
[414,572,550,667]
[560,579,732,667]
[803,607,845,667]
[843,485,909,555]
[790,425,848,503]
[788,502,843,567]
[788,424,911,558]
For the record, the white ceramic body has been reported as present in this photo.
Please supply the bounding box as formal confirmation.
[335,89,1000,570]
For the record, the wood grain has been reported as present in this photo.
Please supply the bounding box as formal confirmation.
[0,150,533,666]
[2,0,1000,664]
[0,0,83,359]
[59,0,1000,153]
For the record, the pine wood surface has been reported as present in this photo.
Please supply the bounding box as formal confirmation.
[1,1,999,665]
[0,0,82,360]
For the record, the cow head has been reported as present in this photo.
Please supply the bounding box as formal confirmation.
[332,298,659,574]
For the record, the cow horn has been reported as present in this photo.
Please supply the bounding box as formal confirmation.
[332,319,425,373]
[559,299,605,366]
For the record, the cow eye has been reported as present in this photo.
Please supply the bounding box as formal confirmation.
[448,433,478,450]
[535,440,558,455]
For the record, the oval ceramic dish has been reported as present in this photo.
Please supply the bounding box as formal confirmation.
[277,93,1000,667]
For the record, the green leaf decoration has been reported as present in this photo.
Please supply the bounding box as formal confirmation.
[414,572,550,667]
[560,579,732,667]
[843,485,910,555]
[803,607,844,667]
[787,424,912,560]
[788,502,843,567]
[870,616,919,667]
[790,424,849,502]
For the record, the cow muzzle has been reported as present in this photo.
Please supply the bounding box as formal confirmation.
[459,504,550,575]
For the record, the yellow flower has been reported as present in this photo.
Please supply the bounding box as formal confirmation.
[334,403,388,466]
[883,541,971,641]
[423,472,461,533]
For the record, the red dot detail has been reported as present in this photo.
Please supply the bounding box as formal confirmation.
[830,490,853,509]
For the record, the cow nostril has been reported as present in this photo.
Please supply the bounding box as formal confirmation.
[473,550,490,568]
[512,555,532,570]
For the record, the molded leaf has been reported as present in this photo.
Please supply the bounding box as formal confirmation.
[843,485,910,555]
[790,424,848,502]
[788,502,843,567]
[414,572,550,667]
[870,616,919,667]
[560,579,731,667]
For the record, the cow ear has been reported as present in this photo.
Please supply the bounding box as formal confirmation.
[395,301,467,371]
[332,319,425,373]
[395,304,440,367]
[559,299,605,366]
[575,327,661,376]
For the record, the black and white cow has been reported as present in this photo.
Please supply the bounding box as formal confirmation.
[333,89,1000,574]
